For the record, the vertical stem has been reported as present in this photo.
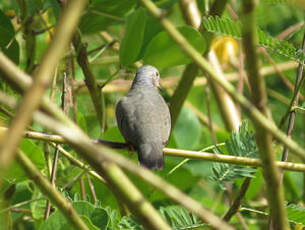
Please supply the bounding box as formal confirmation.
[17,0,36,73]
[86,173,97,202]
[280,32,305,163]
[45,72,70,219]
[205,84,217,144]
[80,176,86,200]
[44,148,60,219]
[241,1,289,229]
[208,50,241,131]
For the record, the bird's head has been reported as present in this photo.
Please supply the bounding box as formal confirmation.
[132,65,161,89]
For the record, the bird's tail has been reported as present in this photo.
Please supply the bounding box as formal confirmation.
[137,143,164,170]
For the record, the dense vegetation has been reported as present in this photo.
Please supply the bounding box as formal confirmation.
[0,0,304,229]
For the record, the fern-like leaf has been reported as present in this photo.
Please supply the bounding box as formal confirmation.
[210,121,258,189]
[117,206,207,230]
[159,205,207,230]
[118,216,143,230]
[202,16,305,63]
[287,204,305,226]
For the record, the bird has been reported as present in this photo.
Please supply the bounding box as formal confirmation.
[115,65,171,170]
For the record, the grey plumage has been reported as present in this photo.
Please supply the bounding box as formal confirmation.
[115,65,171,170]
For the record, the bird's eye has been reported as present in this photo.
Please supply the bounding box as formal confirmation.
[155,72,159,77]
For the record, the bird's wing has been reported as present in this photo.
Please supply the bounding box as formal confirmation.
[115,97,136,143]
[158,95,171,145]
[116,90,171,146]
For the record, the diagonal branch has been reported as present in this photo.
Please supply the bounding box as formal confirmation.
[72,30,106,133]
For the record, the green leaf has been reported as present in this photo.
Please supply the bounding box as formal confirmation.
[102,126,125,142]
[30,188,46,220]
[143,26,206,69]
[118,216,143,230]
[120,8,147,65]
[85,115,102,138]
[79,0,136,34]
[39,201,108,230]
[0,9,19,64]
[6,139,45,182]
[159,205,204,229]
[173,106,201,149]
[286,204,305,226]
[77,112,88,133]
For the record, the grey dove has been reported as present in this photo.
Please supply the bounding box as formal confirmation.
[116,65,171,170]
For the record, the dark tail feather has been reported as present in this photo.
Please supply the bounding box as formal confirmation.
[137,143,164,170]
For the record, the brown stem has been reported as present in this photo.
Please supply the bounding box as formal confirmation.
[223,177,251,221]
[86,173,97,202]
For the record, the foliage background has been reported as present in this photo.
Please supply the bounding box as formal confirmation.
[0,0,304,229]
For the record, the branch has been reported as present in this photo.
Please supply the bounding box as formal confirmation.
[223,177,251,221]
[72,30,106,133]
[1,127,305,173]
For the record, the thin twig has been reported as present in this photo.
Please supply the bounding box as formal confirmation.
[277,21,305,40]
[86,173,97,202]
[0,197,45,214]
[279,73,305,128]
[259,47,304,101]
[223,177,251,221]
[280,31,305,176]
[45,72,69,219]
[62,170,87,190]
[205,84,217,144]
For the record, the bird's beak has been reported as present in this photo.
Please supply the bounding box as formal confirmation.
[158,82,164,92]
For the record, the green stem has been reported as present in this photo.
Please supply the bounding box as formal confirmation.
[241,1,288,229]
